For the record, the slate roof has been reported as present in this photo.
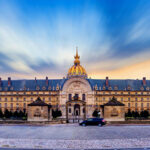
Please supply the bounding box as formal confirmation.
[28,97,49,106]
[0,79,67,91]
[0,78,149,91]
[87,79,150,91]
[103,96,125,106]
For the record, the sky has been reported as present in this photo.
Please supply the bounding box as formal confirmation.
[0,0,150,80]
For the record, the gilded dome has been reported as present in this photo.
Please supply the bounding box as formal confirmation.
[67,48,88,78]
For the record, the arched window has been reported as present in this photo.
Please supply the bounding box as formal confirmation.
[68,94,72,101]
[82,94,85,101]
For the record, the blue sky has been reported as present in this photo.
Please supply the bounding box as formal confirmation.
[0,0,150,79]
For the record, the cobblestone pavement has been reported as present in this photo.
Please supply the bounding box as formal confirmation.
[0,124,150,149]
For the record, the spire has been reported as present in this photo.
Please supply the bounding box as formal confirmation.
[74,47,80,65]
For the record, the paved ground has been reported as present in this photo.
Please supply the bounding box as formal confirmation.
[1,124,150,140]
[0,124,150,149]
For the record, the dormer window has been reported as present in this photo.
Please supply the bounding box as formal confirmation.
[141,86,144,91]
[48,86,51,90]
[127,86,131,91]
[36,86,40,91]
[114,86,118,90]
[108,86,112,90]
[42,86,46,90]
[103,86,106,90]
[10,86,13,91]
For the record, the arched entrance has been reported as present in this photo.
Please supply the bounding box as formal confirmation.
[74,104,80,116]
[66,100,86,123]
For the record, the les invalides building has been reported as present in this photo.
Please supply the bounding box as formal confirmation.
[0,50,150,122]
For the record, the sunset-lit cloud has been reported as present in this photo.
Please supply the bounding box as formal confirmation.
[0,0,150,80]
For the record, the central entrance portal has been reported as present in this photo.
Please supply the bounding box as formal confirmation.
[74,104,80,116]
[66,100,86,123]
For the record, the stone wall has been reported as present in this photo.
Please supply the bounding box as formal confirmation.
[104,106,125,121]
[27,106,49,121]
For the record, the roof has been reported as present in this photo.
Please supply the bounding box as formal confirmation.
[87,79,150,91]
[103,96,125,106]
[0,78,149,91]
[0,79,67,91]
[28,97,49,106]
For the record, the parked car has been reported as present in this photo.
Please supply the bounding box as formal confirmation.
[79,118,106,127]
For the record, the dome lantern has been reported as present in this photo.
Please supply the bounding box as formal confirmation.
[67,48,88,79]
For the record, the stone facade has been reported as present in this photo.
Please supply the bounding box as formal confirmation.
[27,97,51,121]
[103,106,125,121]
[0,50,150,122]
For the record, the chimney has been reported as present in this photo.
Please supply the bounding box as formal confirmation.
[8,77,11,87]
[46,76,48,86]
[106,76,109,86]
[35,77,37,84]
[143,77,146,86]
[0,78,1,86]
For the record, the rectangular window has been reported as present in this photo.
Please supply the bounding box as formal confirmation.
[11,97,13,102]
[141,103,143,108]
[24,103,26,108]
[121,97,123,102]
[69,94,72,101]
[82,94,85,101]
[135,97,138,101]
[135,103,137,108]
[24,98,26,101]
[11,103,13,108]
[147,103,149,108]
[128,103,130,107]
[128,97,130,101]
[5,98,7,102]
[16,103,19,108]
[49,97,51,101]
[69,108,71,113]
[141,98,143,101]
[5,103,7,108]
[0,103,1,108]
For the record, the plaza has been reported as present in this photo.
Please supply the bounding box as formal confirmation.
[0,124,150,149]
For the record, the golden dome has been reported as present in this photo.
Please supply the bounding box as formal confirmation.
[67,48,88,78]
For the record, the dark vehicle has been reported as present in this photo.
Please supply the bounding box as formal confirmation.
[79,118,106,127]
